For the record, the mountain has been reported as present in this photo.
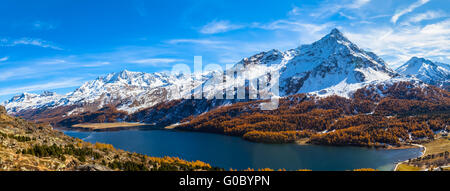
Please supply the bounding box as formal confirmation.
[279,28,397,97]
[3,70,203,115]
[1,28,445,127]
[396,57,450,90]
[60,70,201,114]
[202,28,398,99]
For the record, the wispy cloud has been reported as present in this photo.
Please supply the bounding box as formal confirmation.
[310,0,371,18]
[132,0,148,16]
[400,10,447,25]
[348,0,371,9]
[0,56,8,62]
[339,12,357,20]
[0,67,36,81]
[391,0,430,24]
[1,38,62,50]
[32,21,56,30]
[200,20,244,34]
[129,58,184,66]
[257,20,332,33]
[166,39,225,45]
[81,61,111,67]
[288,6,301,16]
[0,78,84,96]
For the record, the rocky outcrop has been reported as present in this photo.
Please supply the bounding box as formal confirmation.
[0,106,5,115]
[76,164,113,171]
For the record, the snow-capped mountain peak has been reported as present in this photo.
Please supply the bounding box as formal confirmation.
[396,57,449,89]
[313,28,353,47]
[278,28,396,97]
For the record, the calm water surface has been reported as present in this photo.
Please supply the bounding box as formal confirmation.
[64,130,422,171]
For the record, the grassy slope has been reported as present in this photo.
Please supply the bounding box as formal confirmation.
[0,106,217,171]
[423,137,450,156]
[396,138,450,171]
[396,164,423,171]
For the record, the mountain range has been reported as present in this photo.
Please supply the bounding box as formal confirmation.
[2,28,449,127]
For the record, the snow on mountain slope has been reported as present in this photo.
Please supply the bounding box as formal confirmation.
[211,28,399,98]
[3,70,203,114]
[279,28,397,97]
[59,70,201,114]
[2,28,437,117]
[3,91,62,113]
[396,57,449,89]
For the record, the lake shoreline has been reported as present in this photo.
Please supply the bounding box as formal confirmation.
[62,124,425,152]
[61,123,425,171]
[58,122,159,132]
[62,129,423,171]
[394,144,426,171]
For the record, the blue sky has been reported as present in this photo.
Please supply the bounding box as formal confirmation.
[0,0,449,102]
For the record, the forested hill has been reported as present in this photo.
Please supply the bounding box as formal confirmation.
[177,82,450,146]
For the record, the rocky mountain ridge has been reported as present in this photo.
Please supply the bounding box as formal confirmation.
[1,29,448,127]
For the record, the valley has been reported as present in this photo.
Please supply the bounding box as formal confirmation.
[1,29,449,171]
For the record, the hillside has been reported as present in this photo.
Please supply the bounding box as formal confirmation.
[0,105,218,171]
[177,82,449,146]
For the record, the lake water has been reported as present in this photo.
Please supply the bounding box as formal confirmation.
[64,129,422,171]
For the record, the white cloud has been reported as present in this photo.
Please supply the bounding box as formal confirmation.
[37,59,67,65]
[257,20,333,34]
[339,12,357,20]
[32,21,56,30]
[401,10,447,25]
[0,67,36,81]
[166,39,226,45]
[391,0,430,24]
[288,6,301,16]
[200,20,244,34]
[421,19,450,34]
[0,78,84,96]
[348,0,371,9]
[81,61,111,67]
[310,0,371,18]
[346,19,450,67]
[1,38,62,50]
[129,58,183,66]
[0,57,8,62]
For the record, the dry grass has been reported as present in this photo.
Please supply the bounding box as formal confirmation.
[423,138,450,156]
[396,164,423,171]
[72,122,149,130]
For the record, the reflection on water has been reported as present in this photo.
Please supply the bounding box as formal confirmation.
[64,130,422,171]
